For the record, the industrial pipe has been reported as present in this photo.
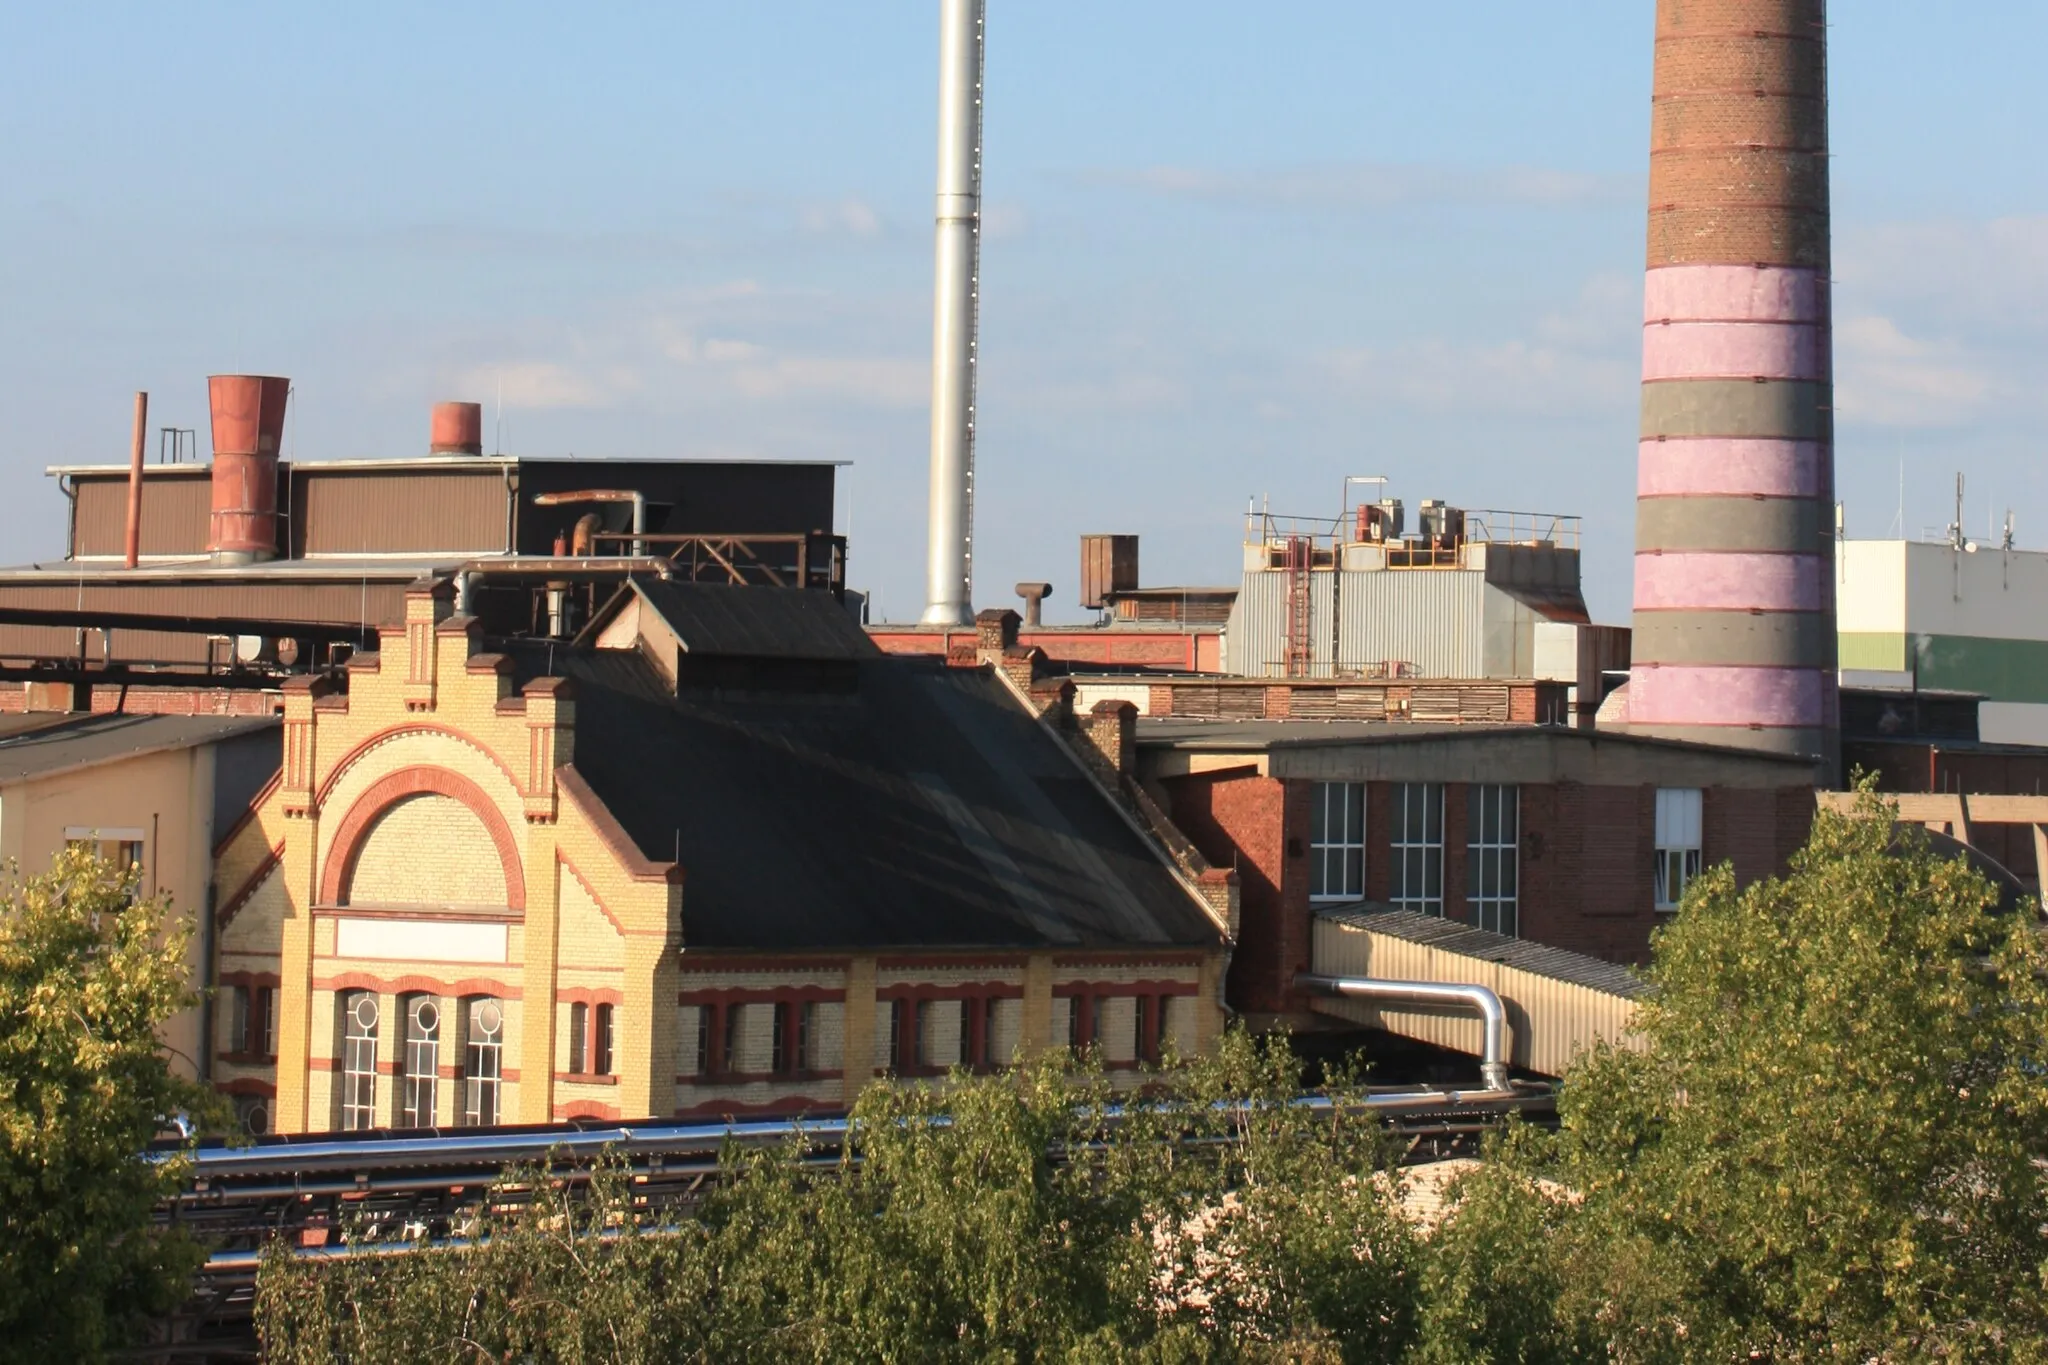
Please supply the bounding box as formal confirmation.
[452,556,674,615]
[920,0,986,626]
[533,490,646,557]
[1296,973,1511,1091]
[124,391,147,568]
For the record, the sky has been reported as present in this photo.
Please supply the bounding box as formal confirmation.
[2,2,2043,624]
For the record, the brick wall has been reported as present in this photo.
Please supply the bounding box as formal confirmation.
[1159,771,1296,1015]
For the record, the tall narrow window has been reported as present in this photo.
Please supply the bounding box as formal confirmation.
[568,1001,589,1075]
[340,992,379,1132]
[401,996,440,1128]
[463,998,504,1127]
[686,1004,710,1077]
[228,985,250,1054]
[914,1000,936,1070]
[257,986,278,1059]
[721,1004,741,1076]
[795,1001,816,1073]
[1308,781,1367,901]
[1389,782,1445,914]
[1466,784,1520,937]
[773,1002,792,1074]
[886,999,905,1074]
[1654,787,1704,911]
[981,997,1002,1070]
[593,1003,615,1076]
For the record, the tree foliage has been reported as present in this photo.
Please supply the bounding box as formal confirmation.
[254,790,2048,1362]
[0,846,226,1362]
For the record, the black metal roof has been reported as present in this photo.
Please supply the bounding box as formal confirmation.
[0,712,280,785]
[1316,904,1647,999]
[629,581,876,662]
[518,641,1220,953]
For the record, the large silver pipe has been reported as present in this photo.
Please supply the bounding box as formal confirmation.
[919,0,985,626]
[1296,973,1512,1091]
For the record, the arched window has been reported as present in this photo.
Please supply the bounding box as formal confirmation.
[400,995,441,1128]
[339,991,379,1131]
[462,997,504,1127]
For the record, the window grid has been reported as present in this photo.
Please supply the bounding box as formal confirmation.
[1308,781,1367,901]
[1654,788,1705,911]
[401,995,440,1128]
[691,1004,711,1077]
[257,986,277,1058]
[463,997,504,1127]
[340,992,379,1132]
[568,1001,589,1074]
[1389,782,1445,915]
[773,1002,792,1074]
[1466,784,1520,937]
[795,1001,815,1073]
[228,986,250,1054]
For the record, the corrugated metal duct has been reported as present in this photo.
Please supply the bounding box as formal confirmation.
[1333,570,1487,678]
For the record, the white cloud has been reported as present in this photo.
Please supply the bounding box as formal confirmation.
[1834,315,1992,427]
[799,197,883,238]
[456,361,618,410]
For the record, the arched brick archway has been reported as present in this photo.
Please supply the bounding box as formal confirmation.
[319,765,528,912]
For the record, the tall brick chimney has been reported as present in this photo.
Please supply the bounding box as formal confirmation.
[1629,0,1834,763]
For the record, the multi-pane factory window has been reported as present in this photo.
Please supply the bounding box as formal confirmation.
[1466,784,1520,937]
[339,991,379,1132]
[594,1003,615,1076]
[462,997,504,1127]
[681,1004,711,1077]
[401,995,440,1128]
[1389,782,1445,914]
[230,984,278,1059]
[1654,788,1704,911]
[1308,781,1367,901]
[228,986,250,1054]
[773,1002,793,1074]
[795,1001,816,1073]
[257,986,277,1058]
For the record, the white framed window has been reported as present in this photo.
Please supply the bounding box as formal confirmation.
[339,991,379,1132]
[257,986,278,1058]
[594,1003,615,1076]
[1308,781,1366,901]
[1389,782,1445,914]
[401,995,440,1128]
[462,997,504,1126]
[1654,787,1704,911]
[227,985,251,1054]
[1467,784,1519,937]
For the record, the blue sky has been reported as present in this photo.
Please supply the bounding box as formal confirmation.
[2,2,2043,623]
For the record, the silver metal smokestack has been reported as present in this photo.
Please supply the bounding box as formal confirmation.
[920,0,985,626]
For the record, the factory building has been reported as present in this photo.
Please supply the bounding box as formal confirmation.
[208,581,1231,1134]
[1134,718,1816,1025]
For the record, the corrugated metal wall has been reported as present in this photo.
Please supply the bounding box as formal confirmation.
[1336,570,1487,677]
[1310,916,1641,1078]
[1225,571,1339,678]
[299,470,508,555]
[72,474,213,557]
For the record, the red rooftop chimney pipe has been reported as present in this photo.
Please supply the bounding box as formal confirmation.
[207,375,289,563]
[430,401,484,455]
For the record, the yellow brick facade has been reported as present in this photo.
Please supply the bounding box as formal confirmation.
[211,580,1227,1134]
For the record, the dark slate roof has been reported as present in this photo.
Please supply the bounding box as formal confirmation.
[1137,717,1818,766]
[1317,903,1646,999]
[516,643,1219,952]
[0,713,280,785]
[630,580,876,662]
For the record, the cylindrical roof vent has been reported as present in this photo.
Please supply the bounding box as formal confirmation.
[207,375,290,563]
[430,401,484,455]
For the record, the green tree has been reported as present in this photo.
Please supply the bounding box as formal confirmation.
[1421,788,2048,1362]
[0,845,226,1361]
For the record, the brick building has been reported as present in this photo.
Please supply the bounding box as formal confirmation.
[211,582,1231,1134]
[1134,719,1816,1024]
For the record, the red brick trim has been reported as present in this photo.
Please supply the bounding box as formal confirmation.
[319,764,527,912]
[671,1095,841,1121]
[558,985,624,1007]
[557,854,632,939]
[218,969,282,990]
[314,722,523,808]
[556,766,682,885]
[554,1072,620,1087]
[678,984,847,1007]
[679,954,852,973]
[875,981,1025,1002]
[874,953,1032,971]
[313,905,521,923]
[555,1100,621,1121]
[216,847,283,930]
[315,971,523,1000]
[1051,951,1206,969]
[1052,979,1200,997]
[214,1078,276,1098]
[212,770,282,857]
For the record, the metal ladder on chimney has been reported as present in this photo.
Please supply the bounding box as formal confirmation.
[1284,535,1312,677]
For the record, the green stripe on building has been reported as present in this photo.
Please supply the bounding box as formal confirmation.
[1838,632,2048,705]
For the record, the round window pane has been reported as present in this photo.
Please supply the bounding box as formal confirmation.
[474,999,503,1036]
[413,999,439,1032]
[351,995,379,1031]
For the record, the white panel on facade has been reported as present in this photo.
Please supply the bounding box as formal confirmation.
[1074,682,1154,715]
[333,917,508,964]
[988,997,1022,1065]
